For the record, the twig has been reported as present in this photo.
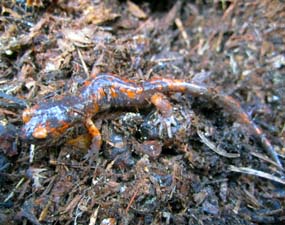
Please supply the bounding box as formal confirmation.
[197,130,240,158]
[125,186,139,213]
[228,165,285,185]
[4,177,25,202]
[89,206,100,225]
[175,18,190,48]
[77,48,90,78]
[250,151,284,171]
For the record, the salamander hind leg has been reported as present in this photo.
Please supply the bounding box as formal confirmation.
[150,92,177,138]
[84,117,102,164]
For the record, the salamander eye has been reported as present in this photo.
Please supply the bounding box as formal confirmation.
[22,108,36,123]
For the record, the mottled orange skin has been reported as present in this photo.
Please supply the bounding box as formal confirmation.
[21,73,282,167]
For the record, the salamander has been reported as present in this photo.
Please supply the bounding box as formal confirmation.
[21,73,283,168]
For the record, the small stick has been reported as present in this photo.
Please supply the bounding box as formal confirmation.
[77,48,90,78]
[229,165,285,185]
[175,18,190,48]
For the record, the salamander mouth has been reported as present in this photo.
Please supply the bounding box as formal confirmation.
[20,126,65,147]
[20,121,74,147]
[20,124,44,143]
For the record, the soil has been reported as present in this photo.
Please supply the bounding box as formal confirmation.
[0,0,285,224]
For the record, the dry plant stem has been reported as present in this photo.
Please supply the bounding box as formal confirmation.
[197,129,240,158]
[229,165,285,185]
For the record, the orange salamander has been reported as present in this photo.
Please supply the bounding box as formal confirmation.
[20,73,282,167]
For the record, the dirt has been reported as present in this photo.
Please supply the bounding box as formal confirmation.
[0,0,284,224]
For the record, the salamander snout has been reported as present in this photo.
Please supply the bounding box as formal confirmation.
[21,103,75,143]
[22,107,50,140]
[21,107,41,142]
[21,115,72,142]
[21,117,47,142]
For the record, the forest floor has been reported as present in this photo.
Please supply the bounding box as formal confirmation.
[0,0,285,224]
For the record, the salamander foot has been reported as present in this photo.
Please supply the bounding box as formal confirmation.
[154,114,177,138]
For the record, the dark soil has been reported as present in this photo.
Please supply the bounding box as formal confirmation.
[0,0,285,224]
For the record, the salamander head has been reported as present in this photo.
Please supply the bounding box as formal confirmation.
[21,97,83,142]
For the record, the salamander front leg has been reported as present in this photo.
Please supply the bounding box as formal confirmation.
[150,92,177,138]
[84,117,102,164]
